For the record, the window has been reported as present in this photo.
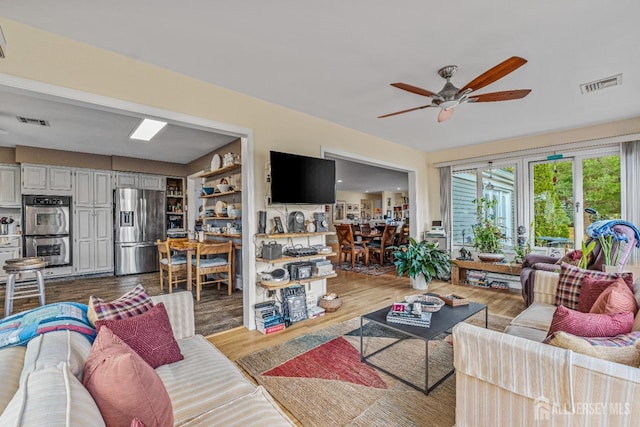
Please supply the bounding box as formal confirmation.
[451,164,516,247]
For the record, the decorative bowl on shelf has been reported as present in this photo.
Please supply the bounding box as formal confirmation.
[202,187,215,195]
[477,253,505,263]
[216,184,232,193]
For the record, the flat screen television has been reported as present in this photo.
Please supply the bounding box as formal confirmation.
[270,151,336,204]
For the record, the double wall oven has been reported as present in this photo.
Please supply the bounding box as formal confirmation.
[22,195,72,267]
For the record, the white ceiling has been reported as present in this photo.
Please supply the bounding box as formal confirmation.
[3,1,640,155]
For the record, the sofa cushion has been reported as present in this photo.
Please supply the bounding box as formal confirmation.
[589,278,637,315]
[95,302,183,368]
[555,263,633,310]
[577,276,620,313]
[156,335,257,425]
[0,363,105,426]
[83,326,173,427]
[88,284,154,326]
[180,386,294,427]
[509,302,556,331]
[547,331,640,367]
[503,325,550,342]
[0,346,26,414]
[547,305,634,337]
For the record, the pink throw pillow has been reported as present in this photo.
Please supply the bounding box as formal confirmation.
[590,279,638,315]
[83,327,173,427]
[95,303,183,369]
[577,276,621,313]
[547,305,634,338]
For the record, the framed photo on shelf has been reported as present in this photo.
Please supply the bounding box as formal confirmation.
[333,200,346,221]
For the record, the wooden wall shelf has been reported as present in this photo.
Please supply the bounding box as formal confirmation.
[258,273,338,290]
[256,252,336,264]
[255,231,335,239]
[198,164,241,178]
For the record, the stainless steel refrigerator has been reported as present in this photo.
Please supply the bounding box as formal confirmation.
[114,188,166,275]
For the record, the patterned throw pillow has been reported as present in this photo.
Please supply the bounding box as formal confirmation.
[87,284,154,326]
[547,305,634,338]
[95,303,184,368]
[577,276,622,313]
[555,263,633,310]
[590,278,638,315]
[546,331,640,367]
[83,327,173,427]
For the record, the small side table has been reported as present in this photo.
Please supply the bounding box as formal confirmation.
[3,257,48,318]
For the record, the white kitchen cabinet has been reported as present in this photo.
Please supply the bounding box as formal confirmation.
[139,174,165,190]
[0,165,21,207]
[49,167,72,191]
[22,164,47,191]
[115,172,165,190]
[74,206,113,274]
[115,172,138,188]
[75,169,112,207]
[22,164,73,195]
[0,236,22,282]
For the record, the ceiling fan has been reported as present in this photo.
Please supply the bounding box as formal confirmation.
[378,56,531,123]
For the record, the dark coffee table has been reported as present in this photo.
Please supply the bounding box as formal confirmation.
[359,296,487,394]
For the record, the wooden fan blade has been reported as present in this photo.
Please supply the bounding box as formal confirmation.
[390,83,438,98]
[468,89,532,102]
[377,104,434,118]
[460,56,528,92]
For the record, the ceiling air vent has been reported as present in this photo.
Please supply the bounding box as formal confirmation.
[580,73,622,94]
[16,116,50,126]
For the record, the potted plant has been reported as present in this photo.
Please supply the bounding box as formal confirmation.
[472,197,506,262]
[392,238,451,290]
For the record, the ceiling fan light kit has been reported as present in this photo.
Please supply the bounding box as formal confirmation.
[379,56,531,122]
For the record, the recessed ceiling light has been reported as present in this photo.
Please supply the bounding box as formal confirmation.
[130,118,167,141]
[337,179,343,183]
[397,187,401,190]
[365,190,369,193]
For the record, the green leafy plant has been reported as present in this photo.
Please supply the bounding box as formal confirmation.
[392,238,451,284]
[472,197,505,254]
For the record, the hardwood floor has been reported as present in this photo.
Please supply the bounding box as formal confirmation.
[209,269,526,361]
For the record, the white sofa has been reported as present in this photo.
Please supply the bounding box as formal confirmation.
[0,291,294,426]
[453,270,640,426]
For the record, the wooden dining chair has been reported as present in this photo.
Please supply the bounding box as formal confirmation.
[191,240,233,301]
[156,240,188,293]
[335,224,369,268]
[368,225,397,265]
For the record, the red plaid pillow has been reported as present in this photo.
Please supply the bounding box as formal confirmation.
[88,284,154,326]
[555,263,633,310]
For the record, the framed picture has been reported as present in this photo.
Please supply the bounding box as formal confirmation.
[273,216,285,233]
[333,200,346,221]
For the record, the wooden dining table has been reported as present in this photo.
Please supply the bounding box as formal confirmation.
[354,231,382,244]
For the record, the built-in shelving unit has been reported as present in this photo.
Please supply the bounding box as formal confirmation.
[166,176,186,235]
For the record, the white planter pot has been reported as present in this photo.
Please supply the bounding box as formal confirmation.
[411,274,429,290]
[603,264,619,273]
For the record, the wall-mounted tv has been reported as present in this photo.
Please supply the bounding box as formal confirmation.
[270,151,336,205]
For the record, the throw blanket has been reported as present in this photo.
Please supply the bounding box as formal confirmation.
[454,323,574,412]
[0,302,95,348]
[586,220,640,248]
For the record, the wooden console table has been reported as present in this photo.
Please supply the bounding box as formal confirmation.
[451,259,522,286]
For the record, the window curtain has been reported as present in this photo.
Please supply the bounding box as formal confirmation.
[622,140,640,265]
[439,166,451,251]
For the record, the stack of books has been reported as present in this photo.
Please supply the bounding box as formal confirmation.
[255,301,285,334]
[386,309,432,328]
[466,270,489,288]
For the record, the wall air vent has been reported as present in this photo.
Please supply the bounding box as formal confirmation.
[580,73,622,94]
[16,116,50,127]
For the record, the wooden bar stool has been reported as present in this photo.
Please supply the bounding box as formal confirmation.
[3,257,47,318]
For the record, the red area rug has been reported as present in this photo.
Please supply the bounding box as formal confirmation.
[263,336,387,389]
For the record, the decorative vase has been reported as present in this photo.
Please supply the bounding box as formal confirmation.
[411,274,429,290]
[477,253,505,263]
